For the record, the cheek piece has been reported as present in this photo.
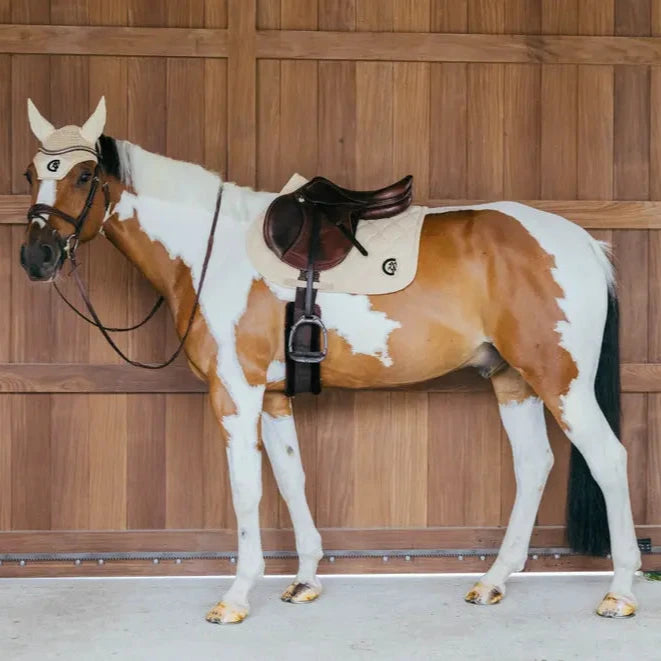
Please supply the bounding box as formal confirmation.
[26,162,110,264]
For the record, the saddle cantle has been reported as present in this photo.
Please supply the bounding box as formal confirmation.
[263,175,414,396]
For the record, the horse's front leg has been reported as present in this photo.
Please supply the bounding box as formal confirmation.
[205,379,265,625]
[262,393,323,603]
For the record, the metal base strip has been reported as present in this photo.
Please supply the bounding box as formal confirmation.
[2,547,660,564]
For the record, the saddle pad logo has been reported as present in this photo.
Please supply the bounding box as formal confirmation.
[47,159,60,173]
[382,258,397,276]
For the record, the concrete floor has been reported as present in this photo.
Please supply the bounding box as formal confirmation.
[1,574,660,660]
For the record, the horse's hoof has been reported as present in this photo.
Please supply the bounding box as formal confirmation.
[205,600,249,624]
[465,581,503,606]
[281,581,322,604]
[596,592,637,618]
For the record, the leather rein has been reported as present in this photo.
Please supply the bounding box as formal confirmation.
[27,164,223,369]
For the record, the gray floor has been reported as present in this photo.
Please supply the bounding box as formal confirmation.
[2,574,660,660]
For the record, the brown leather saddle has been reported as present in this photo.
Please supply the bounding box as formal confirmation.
[263,175,414,395]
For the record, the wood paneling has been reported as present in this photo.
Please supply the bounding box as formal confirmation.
[2,0,661,577]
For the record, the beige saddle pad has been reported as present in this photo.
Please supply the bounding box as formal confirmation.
[246,174,427,295]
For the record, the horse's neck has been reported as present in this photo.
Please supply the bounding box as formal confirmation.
[102,144,276,299]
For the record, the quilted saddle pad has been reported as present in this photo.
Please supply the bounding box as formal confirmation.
[246,174,427,295]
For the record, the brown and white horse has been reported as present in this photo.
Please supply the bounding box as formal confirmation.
[20,98,641,622]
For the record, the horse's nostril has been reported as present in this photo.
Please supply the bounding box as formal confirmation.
[28,264,41,279]
[41,244,54,264]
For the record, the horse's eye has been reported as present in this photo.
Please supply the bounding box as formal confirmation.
[24,170,33,185]
[78,170,92,185]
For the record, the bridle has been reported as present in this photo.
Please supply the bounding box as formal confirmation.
[26,161,223,369]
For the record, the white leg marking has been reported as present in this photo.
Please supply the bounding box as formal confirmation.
[563,389,641,602]
[481,397,553,592]
[210,403,265,623]
[262,411,323,596]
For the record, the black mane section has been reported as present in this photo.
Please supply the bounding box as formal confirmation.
[97,134,121,180]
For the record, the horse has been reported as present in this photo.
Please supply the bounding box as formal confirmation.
[19,97,641,623]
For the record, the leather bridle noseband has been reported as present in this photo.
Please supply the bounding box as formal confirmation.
[26,161,223,370]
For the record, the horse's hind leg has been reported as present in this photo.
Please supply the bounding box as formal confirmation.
[558,385,641,616]
[262,393,323,603]
[465,367,553,605]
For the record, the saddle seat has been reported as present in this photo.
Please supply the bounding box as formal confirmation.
[264,175,413,272]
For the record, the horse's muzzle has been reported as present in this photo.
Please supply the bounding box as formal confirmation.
[20,235,63,281]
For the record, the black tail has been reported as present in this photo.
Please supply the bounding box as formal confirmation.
[566,290,620,556]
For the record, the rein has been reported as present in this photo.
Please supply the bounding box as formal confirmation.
[27,166,223,369]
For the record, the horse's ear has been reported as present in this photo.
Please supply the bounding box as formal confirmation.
[80,96,106,144]
[27,98,55,143]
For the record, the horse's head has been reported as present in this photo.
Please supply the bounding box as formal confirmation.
[20,97,111,281]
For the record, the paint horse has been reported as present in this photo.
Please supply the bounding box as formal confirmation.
[20,98,642,622]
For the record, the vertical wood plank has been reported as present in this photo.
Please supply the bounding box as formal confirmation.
[352,392,392,526]
[648,394,661,522]
[615,0,651,35]
[0,226,9,363]
[257,0,279,29]
[11,55,50,194]
[467,63,504,199]
[88,0,128,25]
[89,394,127,529]
[50,395,90,529]
[393,63,430,200]
[504,0,541,34]
[579,0,614,34]
[280,60,318,178]
[0,56,10,194]
[204,0,227,28]
[50,0,88,24]
[537,413,570,525]
[427,394,465,526]
[430,63,467,199]
[89,56,130,363]
[651,68,661,199]
[318,61,356,186]
[166,58,205,164]
[315,391,354,527]
[393,0,430,31]
[319,0,355,30]
[11,1,49,23]
[204,59,228,178]
[228,0,257,186]
[541,65,578,199]
[503,64,541,199]
[11,395,51,530]
[0,396,10,530]
[281,0,317,28]
[166,0,204,27]
[431,0,467,32]
[356,0,393,30]
[356,62,393,189]
[621,394,647,523]
[578,66,614,199]
[202,395,233,529]
[468,0,505,33]
[257,59,282,190]
[614,66,650,200]
[128,0,165,27]
[390,393,428,526]
[127,394,166,528]
[541,0,578,34]
[165,394,205,528]
[649,231,661,359]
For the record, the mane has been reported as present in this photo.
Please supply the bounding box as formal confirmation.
[97,134,121,179]
[111,138,223,211]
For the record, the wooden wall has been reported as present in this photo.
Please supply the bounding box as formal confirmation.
[1,0,661,576]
